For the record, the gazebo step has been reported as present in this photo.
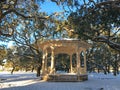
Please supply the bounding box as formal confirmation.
[42,74,88,82]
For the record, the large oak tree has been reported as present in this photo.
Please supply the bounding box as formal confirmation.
[65,0,120,51]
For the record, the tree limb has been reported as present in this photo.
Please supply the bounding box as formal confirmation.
[1,9,48,20]
[93,36,120,51]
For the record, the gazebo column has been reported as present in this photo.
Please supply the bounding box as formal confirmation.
[70,54,73,73]
[44,49,48,73]
[41,49,46,75]
[83,50,87,74]
[50,47,55,74]
[76,47,80,75]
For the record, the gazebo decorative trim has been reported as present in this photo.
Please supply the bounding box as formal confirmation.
[38,39,91,81]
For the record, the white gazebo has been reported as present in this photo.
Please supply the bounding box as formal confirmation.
[37,39,91,81]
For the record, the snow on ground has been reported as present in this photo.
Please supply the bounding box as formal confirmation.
[0,71,120,90]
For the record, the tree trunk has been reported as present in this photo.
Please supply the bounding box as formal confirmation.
[25,67,27,72]
[97,68,100,73]
[107,65,110,73]
[31,67,34,72]
[11,67,15,74]
[36,64,41,77]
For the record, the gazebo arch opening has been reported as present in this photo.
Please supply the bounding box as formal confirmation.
[80,51,85,67]
[38,39,91,81]
[55,53,70,74]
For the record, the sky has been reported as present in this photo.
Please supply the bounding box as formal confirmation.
[7,41,16,48]
[40,1,63,14]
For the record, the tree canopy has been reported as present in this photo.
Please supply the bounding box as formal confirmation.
[66,0,120,51]
[0,0,48,37]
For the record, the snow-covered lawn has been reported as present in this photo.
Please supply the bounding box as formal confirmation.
[0,71,120,90]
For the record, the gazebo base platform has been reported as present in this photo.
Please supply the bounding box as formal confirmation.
[41,74,88,82]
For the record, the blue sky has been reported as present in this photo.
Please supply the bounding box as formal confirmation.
[40,1,63,14]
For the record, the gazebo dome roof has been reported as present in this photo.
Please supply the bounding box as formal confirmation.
[38,39,91,55]
[39,38,91,48]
